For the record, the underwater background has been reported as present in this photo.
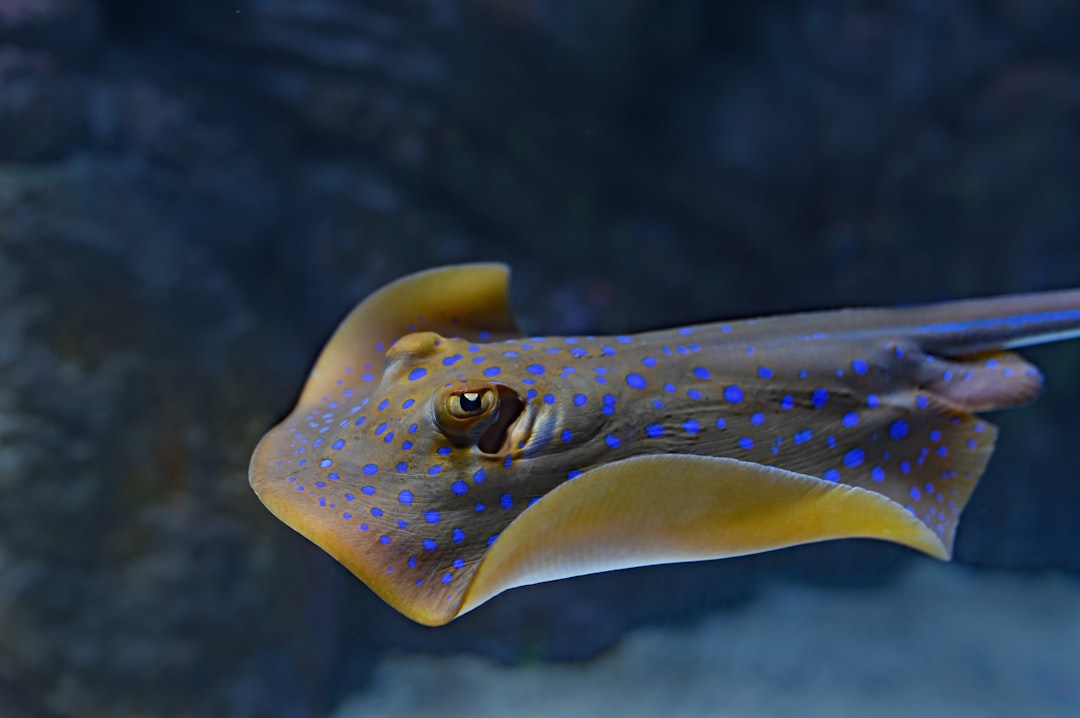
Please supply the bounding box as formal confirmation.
[2,1,1080,716]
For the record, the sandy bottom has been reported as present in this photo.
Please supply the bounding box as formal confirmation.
[333,561,1080,718]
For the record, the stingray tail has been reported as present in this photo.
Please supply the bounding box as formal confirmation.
[901,288,1080,356]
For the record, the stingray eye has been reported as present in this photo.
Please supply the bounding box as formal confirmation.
[436,385,499,445]
[435,383,524,452]
[447,389,496,419]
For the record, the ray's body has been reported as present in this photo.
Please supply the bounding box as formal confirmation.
[250,265,1080,625]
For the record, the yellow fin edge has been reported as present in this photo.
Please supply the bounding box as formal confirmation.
[456,454,947,619]
[298,262,520,406]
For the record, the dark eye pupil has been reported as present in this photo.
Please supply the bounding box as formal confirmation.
[459,394,483,412]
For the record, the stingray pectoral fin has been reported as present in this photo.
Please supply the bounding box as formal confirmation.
[298,263,522,406]
[456,454,946,618]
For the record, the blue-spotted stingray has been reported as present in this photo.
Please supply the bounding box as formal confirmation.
[249,264,1080,626]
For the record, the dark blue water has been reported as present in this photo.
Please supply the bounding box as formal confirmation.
[2,2,1078,716]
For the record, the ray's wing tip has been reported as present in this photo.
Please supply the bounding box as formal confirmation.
[399,261,512,290]
[913,529,951,561]
[836,482,954,560]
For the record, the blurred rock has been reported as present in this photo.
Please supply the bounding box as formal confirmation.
[332,562,1080,718]
[0,54,85,160]
[0,0,99,54]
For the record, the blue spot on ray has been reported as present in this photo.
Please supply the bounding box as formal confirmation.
[890,420,909,440]
[844,448,865,468]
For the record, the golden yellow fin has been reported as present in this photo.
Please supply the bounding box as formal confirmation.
[457,454,945,618]
[298,263,521,406]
